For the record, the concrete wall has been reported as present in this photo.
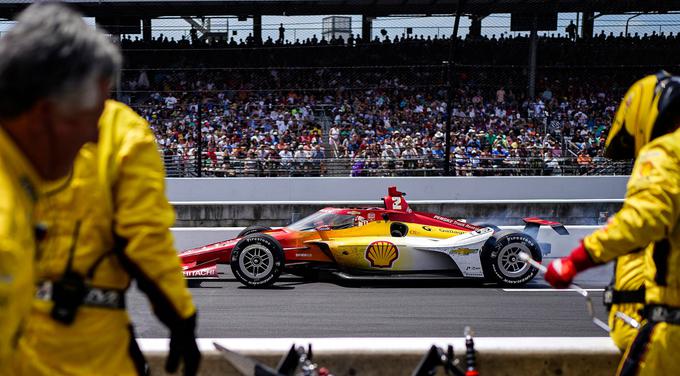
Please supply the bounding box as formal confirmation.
[168,177,626,228]
[167,176,628,202]
[172,201,622,227]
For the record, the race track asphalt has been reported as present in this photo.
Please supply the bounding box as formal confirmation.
[128,260,613,338]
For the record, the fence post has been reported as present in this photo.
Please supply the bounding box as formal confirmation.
[444,0,466,176]
[528,14,538,100]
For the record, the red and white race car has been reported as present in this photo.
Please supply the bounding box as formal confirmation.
[180,187,567,287]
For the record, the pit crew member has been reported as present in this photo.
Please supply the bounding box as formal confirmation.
[0,3,116,373]
[545,73,680,374]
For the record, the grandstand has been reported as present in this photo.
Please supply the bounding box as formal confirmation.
[2,1,677,177]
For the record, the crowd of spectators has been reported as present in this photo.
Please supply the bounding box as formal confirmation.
[119,27,680,68]
[115,29,667,176]
[132,68,630,177]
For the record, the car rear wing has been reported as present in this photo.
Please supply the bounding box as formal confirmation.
[522,217,569,238]
[522,218,569,257]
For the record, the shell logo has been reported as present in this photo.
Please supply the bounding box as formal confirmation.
[365,241,399,268]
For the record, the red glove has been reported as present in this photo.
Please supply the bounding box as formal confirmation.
[545,242,596,288]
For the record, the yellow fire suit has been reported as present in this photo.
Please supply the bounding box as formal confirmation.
[0,128,41,375]
[607,252,646,352]
[583,128,680,375]
[14,100,196,375]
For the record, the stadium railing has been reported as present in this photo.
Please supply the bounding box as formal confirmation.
[161,154,633,177]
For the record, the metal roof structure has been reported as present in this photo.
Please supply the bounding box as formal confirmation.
[1,0,679,18]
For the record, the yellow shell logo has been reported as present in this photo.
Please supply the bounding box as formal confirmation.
[365,241,399,268]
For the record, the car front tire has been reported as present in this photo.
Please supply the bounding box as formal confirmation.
[230,233,284,288]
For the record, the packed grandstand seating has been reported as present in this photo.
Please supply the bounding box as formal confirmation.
[134,76,629,177]
[117,32,669,176]
[120,29,680,67]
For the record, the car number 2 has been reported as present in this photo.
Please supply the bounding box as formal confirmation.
[392,197,402,210]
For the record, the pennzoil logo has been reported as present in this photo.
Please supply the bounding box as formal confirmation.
[365,241,399,268]
[449,248,477,256]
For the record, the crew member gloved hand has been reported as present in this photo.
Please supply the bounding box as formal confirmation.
[545,241,596,288]
[166,313,201,376]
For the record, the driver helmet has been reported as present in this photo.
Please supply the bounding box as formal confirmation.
[605,71,680,159]
[354,216,369,227]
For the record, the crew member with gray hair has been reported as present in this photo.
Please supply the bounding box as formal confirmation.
[11,3,200,376]
[0,2,117,373]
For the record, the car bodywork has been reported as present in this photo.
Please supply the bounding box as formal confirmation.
[180,187,567,287]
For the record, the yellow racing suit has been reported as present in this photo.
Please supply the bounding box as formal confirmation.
[583,128,680,375]
[607,252,646,352]
[14,100,196,375]
[0,128,41,375]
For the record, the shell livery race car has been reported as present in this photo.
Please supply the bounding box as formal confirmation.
[180,187,568,287]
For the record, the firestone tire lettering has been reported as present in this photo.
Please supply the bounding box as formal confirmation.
[481,230,542,286]
[230,234,284,288]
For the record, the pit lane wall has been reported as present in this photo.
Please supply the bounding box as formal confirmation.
[167,176,628,202]
[167,176,627,227]
[142,337,621,376]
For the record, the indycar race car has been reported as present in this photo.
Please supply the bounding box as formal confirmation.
[180,187,567,288]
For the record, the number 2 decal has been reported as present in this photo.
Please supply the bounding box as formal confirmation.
[392,197,402,210]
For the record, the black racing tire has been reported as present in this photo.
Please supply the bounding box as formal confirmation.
[481,230,541,286]
[230,233,284,288]
[237,225,272,238]
[473,222,501,231]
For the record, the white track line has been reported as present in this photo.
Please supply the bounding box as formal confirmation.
[502,288,604,292]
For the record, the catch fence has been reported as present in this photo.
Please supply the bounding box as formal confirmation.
[101,10,680,176]
[162,154,632,178]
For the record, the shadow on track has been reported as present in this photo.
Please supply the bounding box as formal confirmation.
[187,270,551,290]
[236,285,296,290]
[334,279,493,289]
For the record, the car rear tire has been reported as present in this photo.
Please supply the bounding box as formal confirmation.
[230,233,284,288]
[481,230,541,286]
[237,225,272,238]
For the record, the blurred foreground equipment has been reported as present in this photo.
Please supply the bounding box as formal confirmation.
[215,342,334,376]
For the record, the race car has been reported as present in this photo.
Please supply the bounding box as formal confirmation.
[180,186,567,287]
